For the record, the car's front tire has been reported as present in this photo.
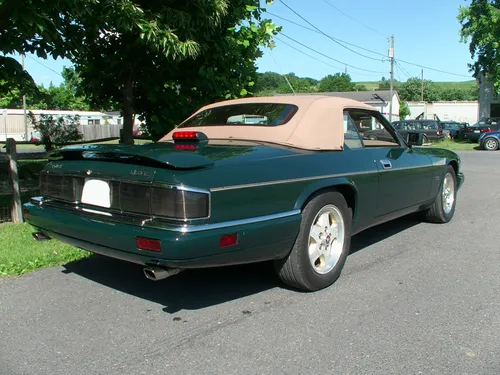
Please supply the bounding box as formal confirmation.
[424,165,457,223]
[483,137,499,151]
[274,190,352,292]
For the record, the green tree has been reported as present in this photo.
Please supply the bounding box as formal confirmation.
[399,78,441,102]
[377,76,399,91]
[399,101,411,120]
[69,0,279,142]
[458,0,500,90]
[29,113,83,151]
[318,73,356,92]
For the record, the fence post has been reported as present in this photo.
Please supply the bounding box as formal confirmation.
[6,138,23,223]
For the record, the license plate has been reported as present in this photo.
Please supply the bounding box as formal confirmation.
[474,130,480,133]
[81,179,111,208]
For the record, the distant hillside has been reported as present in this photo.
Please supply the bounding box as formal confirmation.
[355,80,476,91]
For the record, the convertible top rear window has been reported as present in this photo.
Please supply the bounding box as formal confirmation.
[179,103,298,127]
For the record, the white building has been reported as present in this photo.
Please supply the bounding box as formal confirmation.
[407,101,479,124]
[0,109,144,141]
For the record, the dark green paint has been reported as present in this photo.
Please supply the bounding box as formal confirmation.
[25,139,464,267]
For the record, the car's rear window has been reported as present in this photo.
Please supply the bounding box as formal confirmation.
[179,103,298,127]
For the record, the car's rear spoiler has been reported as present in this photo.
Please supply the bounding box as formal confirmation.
[47,144,214,170]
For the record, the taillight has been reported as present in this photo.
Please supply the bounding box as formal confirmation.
[173,131,198,140]
[172,131,208,142]
[41,174,210,220]
[437,129,441,136]
[482,128,492,133]
[150,187,210,220]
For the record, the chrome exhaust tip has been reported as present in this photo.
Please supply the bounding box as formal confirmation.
[143,266,183,281]
[32,232,51,241]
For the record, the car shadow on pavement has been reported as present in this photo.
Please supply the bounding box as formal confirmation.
[62,215,422,312]
[62,256,279,313]
[349,215,421,255]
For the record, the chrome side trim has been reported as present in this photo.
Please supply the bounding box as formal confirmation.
[210,170,373,192]
[210,164,436,192]
[29,197,301,233]
[159,209,302,233]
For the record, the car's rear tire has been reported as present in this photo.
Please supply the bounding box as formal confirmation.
[274,190,352,292]
[424,165,457,223]
[483,137,499,151]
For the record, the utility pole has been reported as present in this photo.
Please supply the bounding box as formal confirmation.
[345,64,347,74]
[421,69,424,102]
[389,34,394,123]
[21,55,28,141]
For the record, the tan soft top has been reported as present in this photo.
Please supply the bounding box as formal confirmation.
[160,95,376,150]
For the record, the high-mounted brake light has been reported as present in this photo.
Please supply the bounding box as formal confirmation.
[174,144,198,150]
[173,131,198,140]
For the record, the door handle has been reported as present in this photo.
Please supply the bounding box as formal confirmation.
[380,159,392,169]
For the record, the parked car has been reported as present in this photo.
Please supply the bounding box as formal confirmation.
[391,120,445,143]
[464,117,500,142]
[440,121,462,139]
[23,96,465,292]
[479,130,500,151]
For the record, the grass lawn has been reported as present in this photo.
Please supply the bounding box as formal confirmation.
[431,139,479,151]
[0,223,90,277]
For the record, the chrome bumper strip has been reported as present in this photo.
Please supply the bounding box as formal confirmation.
[29,197,301,233]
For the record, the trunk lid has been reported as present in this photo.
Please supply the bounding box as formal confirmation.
[48,142,215,170]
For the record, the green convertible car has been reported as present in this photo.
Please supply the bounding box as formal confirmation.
[23,96,464,292]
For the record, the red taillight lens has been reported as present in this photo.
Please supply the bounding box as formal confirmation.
[437,130,441,136]
[136,237,161,252]
[482,128,492,133]
[219,234,238,247]
[465,128,472,133]
[172,131,198,140]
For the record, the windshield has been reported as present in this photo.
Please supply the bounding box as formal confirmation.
[179,103,298,128]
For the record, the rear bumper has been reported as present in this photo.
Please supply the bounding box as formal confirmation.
[23,201,301,268]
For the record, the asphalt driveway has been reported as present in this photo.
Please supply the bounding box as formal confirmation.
[1,151,499,375]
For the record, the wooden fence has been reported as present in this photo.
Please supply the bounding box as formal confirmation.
[1,115,122,142]
[79,125,121,140]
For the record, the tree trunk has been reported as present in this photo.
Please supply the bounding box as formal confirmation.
[121,72,135,145]
[6,138,23,223]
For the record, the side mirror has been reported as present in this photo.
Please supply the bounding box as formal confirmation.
[407,132,424,146]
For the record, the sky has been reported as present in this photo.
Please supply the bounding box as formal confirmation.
[15,0,475,87]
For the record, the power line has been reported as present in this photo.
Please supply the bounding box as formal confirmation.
[268,49,296,95]
[265,11,387,59]
[275,36,388,77]
[277,0,386,62]
[26,55,63,77]
[394,60,402,81]
[280,32,387,74]
[322,0,387,37]
[269,2,471,80]
[275,37,344,71]
[396,58,471,78]
[395,60,413,79]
